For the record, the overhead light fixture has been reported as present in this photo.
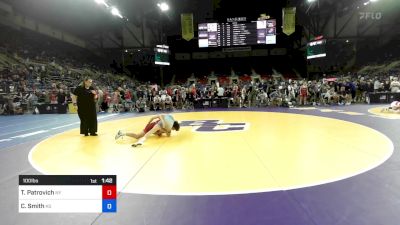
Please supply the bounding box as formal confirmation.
[370,0,379,2]
[364,1,370,5]
[307,0,317,3]
[94,0,109,8]
[157,2,170,11]
[111,7,123,18]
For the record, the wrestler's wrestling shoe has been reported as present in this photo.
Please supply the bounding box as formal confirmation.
[115,130,124,140]
[132,137,145,147]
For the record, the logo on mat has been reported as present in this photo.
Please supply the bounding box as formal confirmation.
[180,120,249,132]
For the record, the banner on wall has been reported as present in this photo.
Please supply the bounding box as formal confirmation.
[181,13,194,41]
[283,7,296,36]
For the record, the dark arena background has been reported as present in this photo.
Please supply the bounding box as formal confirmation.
[1,0,400,224]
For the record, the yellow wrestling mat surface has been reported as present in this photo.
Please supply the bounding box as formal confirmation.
[29,112,393,195]
[368,106,400,119]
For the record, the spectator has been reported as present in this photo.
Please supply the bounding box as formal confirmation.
[136,97,146,112]
[217,85,224,97]
[374,78,381,93]
[27,91,38,111]
[111,89,120,113]
[269,87,283,106]
[165,94,173,110]
[299,83,308,106]
[257,90,268,107]
[57,89,66,105]
[96,89,104,112]
[153,95,161,111]
[49,90,58,104]
[160,91,166,110]
[390,77,400,92]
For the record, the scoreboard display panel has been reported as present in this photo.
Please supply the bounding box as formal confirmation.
[154,45,170,66]
[19,175,117,213]
[307,39,327,59]
[198,19,276,48]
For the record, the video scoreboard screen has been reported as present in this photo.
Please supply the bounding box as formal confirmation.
[307,39,327,59]
[198,19,276,48]
[154,45,170,66]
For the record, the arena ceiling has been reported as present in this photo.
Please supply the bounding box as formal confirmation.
[2,0,399,45]
[2,0,208,38]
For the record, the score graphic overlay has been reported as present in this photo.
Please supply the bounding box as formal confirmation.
[19,175,117,213]
[198,19,276,48]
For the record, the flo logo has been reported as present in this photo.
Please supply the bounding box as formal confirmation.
[359,12,382,20]
[180,120,249,132]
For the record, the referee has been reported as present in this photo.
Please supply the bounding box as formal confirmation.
[71,77,98,136]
